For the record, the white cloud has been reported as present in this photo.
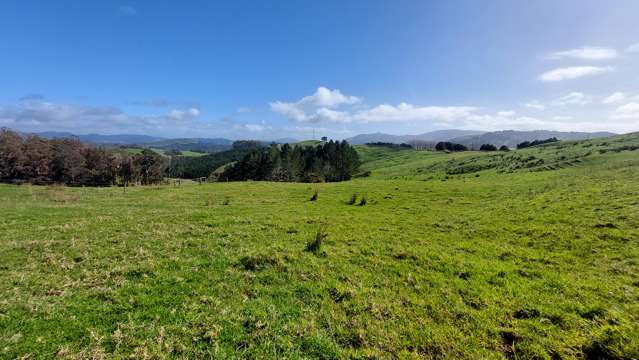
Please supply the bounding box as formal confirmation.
[497,110,515,117]
[270,87,477,125]
[313,108,352,123]
[461,114,550,131]
[167,107,200,120]
[242,124,269,132]
[552,116,573,121]
[270,101,308,122]
[539,66,614,82]
[611,102,639,120]
[547,46,617,60]
[553,92,592,106]
[524,101,545,111]
[627,43,639,53]
[351,103,477,123]
[0,100,207,135]
[602,92,627,104]
[299,86,361,108]
[270,86,361,123]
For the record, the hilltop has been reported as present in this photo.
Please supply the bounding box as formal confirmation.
[345,129,484,145]
[345,129,616,149]
[449,130,616,149]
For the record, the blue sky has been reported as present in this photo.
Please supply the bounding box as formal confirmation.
[1,0,639,139]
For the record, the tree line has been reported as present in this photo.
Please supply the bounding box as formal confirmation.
[435,142,468,151]
[517,137,559,149]
[365,142,412,149]
[0,128,166,186]
[168,141,265,179]
[219,140,360,182]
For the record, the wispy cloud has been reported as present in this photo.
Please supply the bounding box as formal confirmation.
[627,43,639,53]
[523,100,545,111]
[539,66,614,82]
[167,108,200,121]
[0,99,202,135]
[119,5,137,16]
[547,46,617,60]
[19,94,45,102]
[351,103,477,123]
[602,92,627,104]
[553,92,592,106]
[610,102,639,120]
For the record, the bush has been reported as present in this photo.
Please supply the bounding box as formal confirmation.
[310,190,318,201]
[479,144,498,151]
[435,142,468,152]
[365,142,412,149]
[348,193,357,205]
[517,137,559,149]
[306,227,327,254]
[358,196,367,206]
[499,145,510,151]
[239,255,280,271]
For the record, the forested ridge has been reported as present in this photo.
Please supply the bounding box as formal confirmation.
[0,128,167,186]
[0,129,359,185]
[220,140,360,182]
[168,140,265,179]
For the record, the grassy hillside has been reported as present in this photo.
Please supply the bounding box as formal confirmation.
[357,132,639,180]
[122,147,208,157]
[1,134,638,358]
[295,140,325,147]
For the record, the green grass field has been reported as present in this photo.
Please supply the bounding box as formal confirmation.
[1,135,638,358]
[123,148,208,157]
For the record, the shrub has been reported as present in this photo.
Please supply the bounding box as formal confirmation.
[239,255,280,271]
[358,196,367,206]
[479,144,498,151]
[348,193,357,205]
[306,227,327,254]
[310,190,318,201]
[435,142,468,152]
[517,137,559,149]
[499,145,510,151]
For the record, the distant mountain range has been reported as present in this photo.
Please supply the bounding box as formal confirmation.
[345,129,484,145]
[345,129,616,148]
[33,132,290,153]
[449,130,616,149]
[36,132,165,144]
[32,129,617,153]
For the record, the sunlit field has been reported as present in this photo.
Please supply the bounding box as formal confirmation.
[1,134,638,358]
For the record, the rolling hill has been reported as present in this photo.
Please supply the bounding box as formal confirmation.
[2,131,637,358]
[346,129,616,149]
[345,129,484,145]
[449,130,616,149]
[36,132,165,144]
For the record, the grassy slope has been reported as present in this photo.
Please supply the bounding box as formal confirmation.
[123,147,208,157]
[1,135,638,358]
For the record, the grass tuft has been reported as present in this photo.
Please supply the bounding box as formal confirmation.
[306,226,327,254]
